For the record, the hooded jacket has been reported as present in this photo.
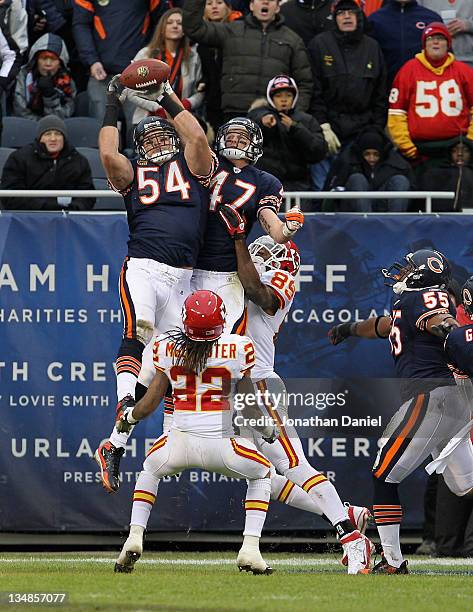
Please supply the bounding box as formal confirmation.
[248,93,327,186]
[280,0,335,47]
[183,0,313,113]
[1,138,95,211]
[14,33,76,120]
[325,126,414,190]
[308,8,387,142]
[368,0,442,85]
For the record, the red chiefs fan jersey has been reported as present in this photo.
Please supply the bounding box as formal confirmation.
[389,56,473,141]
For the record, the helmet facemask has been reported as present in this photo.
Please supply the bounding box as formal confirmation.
[216,118,263,164]
[135,122,180,165]
[249,236,300,277]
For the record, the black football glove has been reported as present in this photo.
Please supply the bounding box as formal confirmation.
[217,203,246,240]
[37,75,56,97]
[328,322,355,346]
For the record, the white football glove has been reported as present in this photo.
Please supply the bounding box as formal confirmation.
[121,80,174,111]
[321,122,341,155]
[283,207,304,237]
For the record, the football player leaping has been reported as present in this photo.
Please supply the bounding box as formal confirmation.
[136,117,304,433]
[217,204,374,575]
[114,290,274,575]
[95,79,216,492]
[329,250,473,573]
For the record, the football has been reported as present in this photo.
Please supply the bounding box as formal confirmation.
[119,59,170,91]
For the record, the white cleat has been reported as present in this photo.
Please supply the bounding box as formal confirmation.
[340,530,374,575]
[114,527,144,573]
[236,547,273,575]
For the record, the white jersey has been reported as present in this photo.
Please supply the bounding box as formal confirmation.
[153,333,255,437]
[246,269,295,381]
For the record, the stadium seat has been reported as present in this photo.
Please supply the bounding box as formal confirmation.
[93,178,125,210]
[0,147,15,178]
[64,117,101,148]
[76,147,106,179]
[1,117,37,148]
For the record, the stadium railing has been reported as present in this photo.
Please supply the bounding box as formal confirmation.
[0,190,459,213]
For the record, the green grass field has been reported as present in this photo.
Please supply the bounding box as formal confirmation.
[1,552,473,612]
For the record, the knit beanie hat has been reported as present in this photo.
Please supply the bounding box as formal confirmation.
[37,115,67,139]
[266,75,299,109]
[332,0,360,14]
[422,22,452,50]
[358,130,384,153]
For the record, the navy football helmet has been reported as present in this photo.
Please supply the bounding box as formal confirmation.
[216,117,263,164]
[462,276,473,316]
[134,116,180,164]
[382,249,451,294]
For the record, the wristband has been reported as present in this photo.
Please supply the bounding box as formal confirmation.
[282,223,296,238]
[102,94,119,128]
[374,316,388,339]
[160,92,185,119]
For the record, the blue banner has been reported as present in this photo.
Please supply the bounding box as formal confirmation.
[1,213,471,532]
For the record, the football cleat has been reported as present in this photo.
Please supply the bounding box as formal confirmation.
[341,504,372,566]
[236,547,273,575]
[114,527,144,573]
[340,530,374,574]
[94,441,124,493]
[371,555,409,574]
[115,394,135,421]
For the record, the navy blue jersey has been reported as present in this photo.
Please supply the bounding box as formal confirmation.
[195,158,283,272]
[116,152,214,268]
[389,289,456,401]
[445,325,473,378]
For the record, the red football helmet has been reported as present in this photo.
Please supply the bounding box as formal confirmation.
[182,290,226,341]
[249,236,301,277]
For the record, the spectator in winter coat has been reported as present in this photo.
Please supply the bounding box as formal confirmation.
[14,33,76,120]
[183,0,313,117]
[72,0,168,133]
[197,0,242,132]
[418,139,473,212]
[419,1,473,68]
[1,114,95,211]
[388,22,473,163]
[128,7,204,127]
[279,0,337,47]
[248,74,327,199]
[325,126,413,211]
[368,0,442,87]
[308,0,387,189]
[0,0,28,55]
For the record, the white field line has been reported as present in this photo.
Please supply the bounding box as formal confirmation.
[1,557,473,567]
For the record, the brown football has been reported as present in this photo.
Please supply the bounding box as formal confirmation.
[119,59,170,91]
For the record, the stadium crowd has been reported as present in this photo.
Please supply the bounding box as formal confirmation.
[0,0,471,211]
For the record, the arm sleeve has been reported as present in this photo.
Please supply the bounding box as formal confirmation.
[0,28,21,86]
[72,0,100,68]
[13,72,38,119]
[9,0,29,54]
[387,68,417,159]
[256,174,283,217]
[289,115,327,163]
[37,0,67,32]
[183,0,228,47]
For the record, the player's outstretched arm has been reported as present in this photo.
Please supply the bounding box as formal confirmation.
[259,207,304,244]
[218,203,279,315]
[117,370,169,432]
[98,76,134,191]
[328,315,391,345]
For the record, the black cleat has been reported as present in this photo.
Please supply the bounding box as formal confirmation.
[371,556,409,574]
[94,441,124,493]
[114,551,141,573]
[238,564,274,575]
